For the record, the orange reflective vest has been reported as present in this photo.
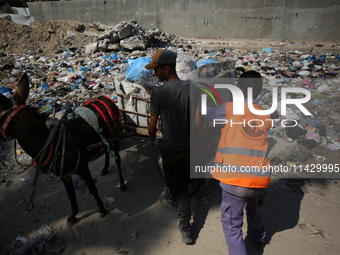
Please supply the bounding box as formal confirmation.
[212,102,271,188]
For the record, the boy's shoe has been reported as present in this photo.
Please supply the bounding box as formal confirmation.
[166,193,177,205]
[253,241,265,251]
[178,220,193,245]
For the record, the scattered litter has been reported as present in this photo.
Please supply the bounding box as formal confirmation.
[285,125,307,139]
[298,218,331,244]
[130,230,138,241]
[316,84,330,93]
[327,142,340,150]
[105,197,116,206]
[15,236,29,245]
[11,224,64,255]
[286,161,296,168]
[298,139,319,150]
[196,58,218,68]
[298,70,311,76]
[313,155,326,162]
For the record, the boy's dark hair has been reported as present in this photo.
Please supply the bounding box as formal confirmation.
[158,63,176,73]
[237,70,263,99]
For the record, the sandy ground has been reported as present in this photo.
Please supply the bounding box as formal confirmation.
[0,135,340,255]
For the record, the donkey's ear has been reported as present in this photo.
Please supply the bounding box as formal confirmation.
[14,73,30,105]
[0,93,13,111]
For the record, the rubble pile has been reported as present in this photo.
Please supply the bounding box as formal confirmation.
[89,20,177,54]
[0,18,178,55]
[0,18,97,55]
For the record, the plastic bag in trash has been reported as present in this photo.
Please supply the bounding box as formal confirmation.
[0,86,11,94]
[0,86,13,99]
[126,57,152,82]
[285,123,307,139]
[298,116,321,128]
[298,139,318,150]
[327,142,340,150]
[196,58,218,68]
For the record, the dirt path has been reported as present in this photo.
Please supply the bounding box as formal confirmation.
[1,137,340,255]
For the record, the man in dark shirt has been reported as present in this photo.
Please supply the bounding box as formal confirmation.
[146,49,193,245]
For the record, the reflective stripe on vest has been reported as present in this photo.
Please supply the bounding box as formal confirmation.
[217,146,267,158]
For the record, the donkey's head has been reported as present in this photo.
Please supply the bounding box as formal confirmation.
[0,73,29,110]
[14,72,30,106]
[0,73,32,141]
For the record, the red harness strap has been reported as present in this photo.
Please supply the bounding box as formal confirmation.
[32,135,56,168]
[83,96,121,135]
[0,105,25,140]
[92,103,113,134]
[101,95,122,123]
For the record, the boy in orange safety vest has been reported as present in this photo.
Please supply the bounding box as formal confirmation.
[206,70,271,254]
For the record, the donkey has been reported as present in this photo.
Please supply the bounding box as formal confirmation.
[0,73,126,223]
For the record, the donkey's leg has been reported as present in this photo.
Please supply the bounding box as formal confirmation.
[101,151,110,176]
[78,166,107,217]
[61,176,79,223]
[113,141,127,192]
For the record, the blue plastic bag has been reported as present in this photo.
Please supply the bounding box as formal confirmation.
[196,59,218,68]
[298,116,321,128]
[307,56,315,61]
[0,86,11,95]
[79,66,91,73]
[111,54,118,60]
[126,57,152,82]
[317,54,326,62]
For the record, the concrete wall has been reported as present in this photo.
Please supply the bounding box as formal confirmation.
[27,0,340,41]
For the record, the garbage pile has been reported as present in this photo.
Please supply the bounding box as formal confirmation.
[1,51,127,113]
[1,18,340,160]
[176,46,340,166]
